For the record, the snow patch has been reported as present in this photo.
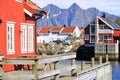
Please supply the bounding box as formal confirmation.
[47,10,50,19]
[52,11,61,17]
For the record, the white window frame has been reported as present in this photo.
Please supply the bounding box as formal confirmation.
[90,24,95,35]
[90,35,95,43]
[90,24,95,43]
[99,35,112,40]
[16,0,22,2]
[28,24,34,52]
[7,21,15,54]
[85,34,89,40]
[21,24,27,53]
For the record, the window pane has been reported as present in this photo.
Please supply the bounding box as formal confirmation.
[90,25,95,34]
[7,22,15,54]
[21,24,27,53]
[91,35,95,42]
[28,25,33,52]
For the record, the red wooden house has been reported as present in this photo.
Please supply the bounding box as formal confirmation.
[0,0,46,71]
[85,16,120,44]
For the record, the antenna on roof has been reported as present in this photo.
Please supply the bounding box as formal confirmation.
[63,24,66,27]
[102,13,106,18]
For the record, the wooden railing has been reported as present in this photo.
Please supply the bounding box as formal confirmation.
[75,56,112,80]
[0,55,4,79]
[0,54,112,80]
[0,53,77,80]
[75,62,111,80]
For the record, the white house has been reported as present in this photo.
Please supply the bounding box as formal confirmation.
[37,26,80,43]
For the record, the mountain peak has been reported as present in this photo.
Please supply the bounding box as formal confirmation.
[70,3,80,9]
[47,4,58,7]
[43,4,60,10]
[37,3,118,29]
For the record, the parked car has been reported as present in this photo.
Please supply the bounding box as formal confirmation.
[53,40,63,44]
[64,40,70,45]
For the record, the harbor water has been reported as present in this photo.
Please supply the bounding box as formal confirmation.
[111,61,120,80]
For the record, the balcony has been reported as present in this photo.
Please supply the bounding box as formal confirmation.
[98,29,114,34]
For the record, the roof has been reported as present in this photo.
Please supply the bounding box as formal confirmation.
[85,16,120,30]
[99,17,120,30]
[24,0,47,16]
[50,26,63,32]
[38,27,52,34]
[25,0,42,10]
[38,26,77,34]
[61,26,76,34]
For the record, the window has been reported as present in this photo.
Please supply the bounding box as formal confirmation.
[28,25,34,52]
[7,22,15,54]
[21,24,34,53]
[16,0,22,2]
[99,34,112,40]
[52,32,59,35]
[85,34,89,40]
[21,24,27,53]
[99,25,109,29]
[99,35,104,40]
[90,24,95,34]
[90,24,95,43]
[90,35,95,43]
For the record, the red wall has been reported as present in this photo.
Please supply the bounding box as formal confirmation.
[114,30,120,37]
[85,18,115,44]
[98,40,113,44]
[0,0,36,71]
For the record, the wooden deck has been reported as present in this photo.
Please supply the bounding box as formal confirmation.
[0,53,112,80]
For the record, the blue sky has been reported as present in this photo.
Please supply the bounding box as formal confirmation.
[31,0,120,16]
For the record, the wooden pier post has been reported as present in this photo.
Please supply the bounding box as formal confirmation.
[91,57,95,67]
[71,58,77,76]
[99,56,102,64]
[81,62,85,70]
[0,66,3,80]
[105,54,108,62]
[110,65,112,80]
[32,59,38,80]
[54,61,60,80]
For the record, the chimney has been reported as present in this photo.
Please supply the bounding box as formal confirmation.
[102,13,106,18]
[63,24,66,27]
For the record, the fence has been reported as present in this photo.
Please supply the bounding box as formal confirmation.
[0,53,77,80]
[95,43,119,54]
[0,55,4,79]
[75,62,111,80]
[75,56,112,80]
[0,54,112,80]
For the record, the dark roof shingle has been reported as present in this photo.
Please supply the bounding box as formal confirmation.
[99,17,120,30]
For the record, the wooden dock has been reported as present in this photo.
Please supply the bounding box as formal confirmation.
[0,53,112,80]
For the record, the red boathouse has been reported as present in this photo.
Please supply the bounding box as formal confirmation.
[85,16,120,44]
[0,0,46,71]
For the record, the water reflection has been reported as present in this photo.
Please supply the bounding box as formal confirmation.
[111,61,120,80]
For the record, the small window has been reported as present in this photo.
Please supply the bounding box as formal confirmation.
[16,0,22,2]
[85,34,89,40]
[90,24,95,34]
[90,35,95,43]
